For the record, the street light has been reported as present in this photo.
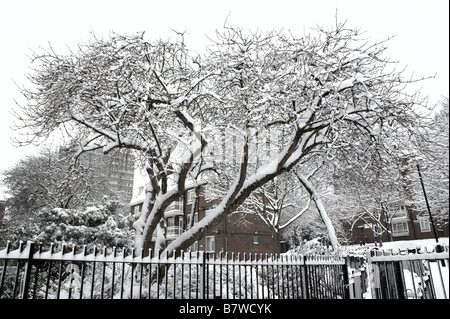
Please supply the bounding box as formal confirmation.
[413,158,440,244]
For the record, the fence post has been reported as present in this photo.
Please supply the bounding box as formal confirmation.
[201,251,206,299]
[21,242,35,299]
[342,256,350,299]
[302,256,309,299]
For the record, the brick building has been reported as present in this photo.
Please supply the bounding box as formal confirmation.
[345,199,449,245]
[129,180,278,255]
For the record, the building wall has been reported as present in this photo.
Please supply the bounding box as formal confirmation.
[347,205,449,245]
[130,184,278,255]
[196,211,277,255]
[184,185,277,255]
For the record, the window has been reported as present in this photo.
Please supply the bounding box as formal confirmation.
[187,189,196,204]
[419,218,431,232]
[253,235,259,245]
[373,224,382,236]
[387,204,407,219]
[206,236,215,252]
[190,241,198,252]
[166,217,175,228]
[373,209,381,219]
[134,205,141,215]
[365,223,382,235]
[166,199,183,212]
[392,222,409,236]
[187,213,198,225]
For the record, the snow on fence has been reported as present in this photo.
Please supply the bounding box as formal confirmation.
[0,241,349,299]
[367,244,449,299]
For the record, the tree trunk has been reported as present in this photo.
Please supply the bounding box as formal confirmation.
[296,173,340,251]
[273,230,281,254]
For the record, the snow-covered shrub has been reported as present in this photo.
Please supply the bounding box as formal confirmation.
[288,237,335,255]
[33,197,133,248]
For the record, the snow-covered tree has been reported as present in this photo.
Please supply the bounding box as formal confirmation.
[413,97,449,229]
[238,172,311,254]
[13,23,429,254]
[329,131,405,241]
[1,146,107,216]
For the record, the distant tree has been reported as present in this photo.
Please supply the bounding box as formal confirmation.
[1,146,103,216]
[238,172,311,254]
[329,136,404,241]
[414,97,449,229]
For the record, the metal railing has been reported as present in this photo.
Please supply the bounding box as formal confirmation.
[0,241,349,299]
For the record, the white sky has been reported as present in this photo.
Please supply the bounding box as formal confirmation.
[0,0,448,195]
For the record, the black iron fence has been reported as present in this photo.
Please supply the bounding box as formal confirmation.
[0,241,349,299]
[2,241,447,299]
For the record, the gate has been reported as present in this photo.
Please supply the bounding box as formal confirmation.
[367,245,449,299]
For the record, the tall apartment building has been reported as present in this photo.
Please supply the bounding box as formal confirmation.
[79,149,135,202]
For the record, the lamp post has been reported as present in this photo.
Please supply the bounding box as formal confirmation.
[414,158,440,244]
